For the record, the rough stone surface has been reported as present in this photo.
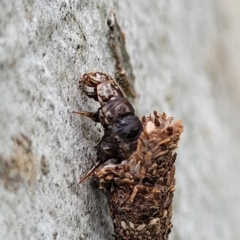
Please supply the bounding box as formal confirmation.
[0,0,240,240]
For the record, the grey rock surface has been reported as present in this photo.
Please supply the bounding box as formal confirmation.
[1,0,240,240]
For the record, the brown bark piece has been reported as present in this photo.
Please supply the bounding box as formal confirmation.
[107,12,137,98]
[95,111,184,239]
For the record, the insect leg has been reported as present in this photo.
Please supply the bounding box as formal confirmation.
[82,90,98,101]
[78,161,101,184]
[72,110,100,122]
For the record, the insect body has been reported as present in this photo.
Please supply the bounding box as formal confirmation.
[73,72,143,183]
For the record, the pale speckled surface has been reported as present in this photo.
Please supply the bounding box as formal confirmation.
[1,0,240,240]
[117,1,240,240]
[0,0,116,239]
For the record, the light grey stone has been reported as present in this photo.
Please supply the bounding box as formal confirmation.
[0,0,240,240]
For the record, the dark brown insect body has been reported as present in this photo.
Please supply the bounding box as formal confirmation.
[74,72,184,240]
[73,72,142,182]
[74,12,184,239]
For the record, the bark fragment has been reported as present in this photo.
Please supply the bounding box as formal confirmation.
[107,12,137,98]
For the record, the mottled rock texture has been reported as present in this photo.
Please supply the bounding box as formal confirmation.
[1,0,240,240]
